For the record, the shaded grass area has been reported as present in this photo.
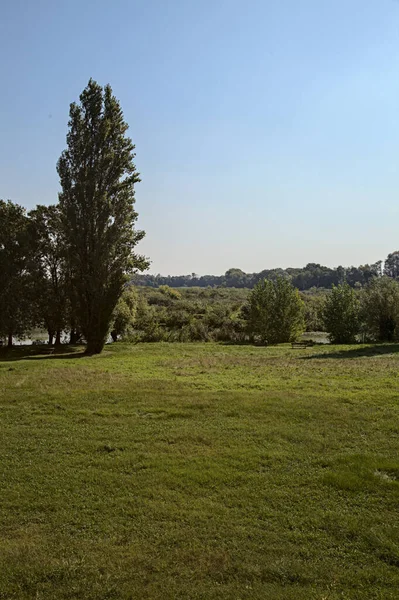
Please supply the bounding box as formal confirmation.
[304,344,399,360]
[1,342,399,599]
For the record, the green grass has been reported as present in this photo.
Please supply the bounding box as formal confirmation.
[1,342,399,599]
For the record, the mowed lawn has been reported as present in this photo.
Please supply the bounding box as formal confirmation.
[1,343,399,599]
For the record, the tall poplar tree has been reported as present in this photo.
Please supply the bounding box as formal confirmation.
[57,80,148,354]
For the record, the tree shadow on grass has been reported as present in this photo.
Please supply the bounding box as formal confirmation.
[0,345,86,362]
[303,344,399,360]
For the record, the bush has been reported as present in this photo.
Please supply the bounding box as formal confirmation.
[182,319,210,342]
[158,285,181,300]
[361,277,399,342]
[244,277,305,344]
[323,283,360,344]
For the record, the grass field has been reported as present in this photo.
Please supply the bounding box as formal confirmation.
[1,342,399,599]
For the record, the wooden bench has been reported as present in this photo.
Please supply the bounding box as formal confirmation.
[291,341,314,349]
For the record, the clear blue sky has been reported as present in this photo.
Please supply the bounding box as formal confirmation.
[1,0,399,275]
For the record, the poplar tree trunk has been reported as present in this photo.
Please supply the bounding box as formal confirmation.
[85,320,108,354]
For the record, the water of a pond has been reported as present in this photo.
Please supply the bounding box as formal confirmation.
[7,332,69,346]
[2,331,114,346]
[301,331,330,344]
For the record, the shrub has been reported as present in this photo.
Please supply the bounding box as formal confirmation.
[110,288,137,341]
[244,277,305,344]
[159,285,181,300]
[323,283,360,344]
[361,277,399,342]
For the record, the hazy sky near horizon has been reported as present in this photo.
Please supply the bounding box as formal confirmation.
[1,0,399,275]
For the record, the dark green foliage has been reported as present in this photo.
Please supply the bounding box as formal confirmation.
[0,200,33,346]
[28,205,67,345]
[133,260,383,290]
[57,79,148,354]
[224,268,248,288]
[361,277,399,342]
[323,283,360,344]
[384,251,399,279]
[244,277,305,344]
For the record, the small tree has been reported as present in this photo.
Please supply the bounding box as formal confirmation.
[323,283,360,344]
[361,277,399,342]
[29,204,67,346]
[245,277,305,344]
[57,79,149,354]
[384,251,399,279]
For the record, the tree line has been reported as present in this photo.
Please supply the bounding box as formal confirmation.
[133,257,399,290]
[0,80,147,352]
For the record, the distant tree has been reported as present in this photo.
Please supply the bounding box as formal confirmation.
[292,263,338,289]
[57,79,148,354]
[361,277,399,342]
[365,261,383,281]
[346,262,382,288]
[29,204,67,345]
[225,268,247,288]
[110,287,138,342]
[384,252,399,279]
[0,200,33,347]
[244,277,305,344]
[322,283,360,344]
[336,266,346,285]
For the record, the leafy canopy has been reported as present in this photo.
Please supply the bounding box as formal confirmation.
[245,276,305,344]
[361,277,399,342]
[323,283,360,344]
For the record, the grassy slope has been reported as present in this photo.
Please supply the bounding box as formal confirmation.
[1,342,399,599]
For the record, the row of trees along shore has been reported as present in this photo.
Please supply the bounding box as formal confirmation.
[133,255,399,290]
[0,80,148,353]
